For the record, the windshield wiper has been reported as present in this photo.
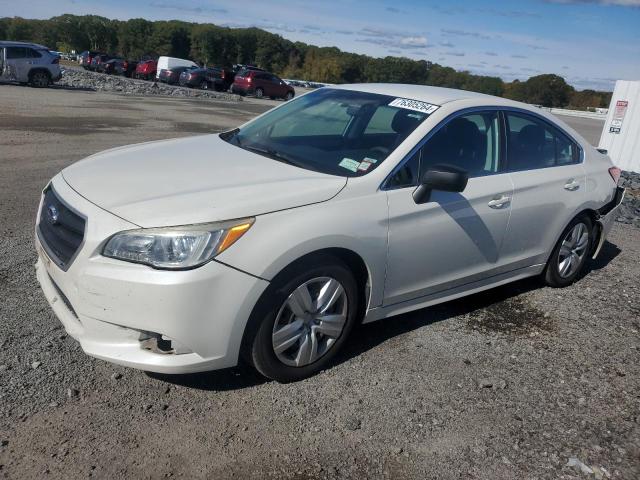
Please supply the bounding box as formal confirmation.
[219,128,240,144]
[241,144,301,168]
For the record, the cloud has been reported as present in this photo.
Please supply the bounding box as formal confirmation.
[526,44,548,50]
[385,7,407,13]
[400,36,428,48]
[479,8,541,17]
[441,28,492,40]
[439,41,455,47]
[429,5,467,15]
[357,27,429,50]
[544,0,640,6]
[149,1,227,14]
[444,51,465,56]
[511,54,528,58]
[485,51,498,56]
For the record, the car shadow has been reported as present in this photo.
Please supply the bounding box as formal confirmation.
[146,363,268,391]
[149,239,620,391]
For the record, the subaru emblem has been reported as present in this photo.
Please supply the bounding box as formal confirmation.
[47,204,59,224]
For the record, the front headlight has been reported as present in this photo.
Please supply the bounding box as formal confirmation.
[103,218,254,269]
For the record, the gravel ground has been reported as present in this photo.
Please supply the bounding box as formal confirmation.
[58,66,241,101]
[0,84,638,480]
[618,172,640,228]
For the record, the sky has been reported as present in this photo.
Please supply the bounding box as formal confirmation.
[2,0,639,90]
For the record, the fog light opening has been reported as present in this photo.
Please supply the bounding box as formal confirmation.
[139,332,192,355]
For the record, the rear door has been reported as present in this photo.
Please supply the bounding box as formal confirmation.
[500,110,586,269]
[0,48,7,81]
[5,47,29,81]
[384,109,514,305]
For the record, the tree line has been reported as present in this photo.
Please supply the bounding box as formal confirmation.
[0,14,611,109]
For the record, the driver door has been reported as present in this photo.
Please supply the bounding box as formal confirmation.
[383,110,514,305]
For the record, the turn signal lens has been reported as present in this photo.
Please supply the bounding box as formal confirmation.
[217,223,253,254]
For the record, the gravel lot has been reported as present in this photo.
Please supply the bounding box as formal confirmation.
[0,84,638,480]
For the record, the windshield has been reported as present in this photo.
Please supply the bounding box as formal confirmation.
[222,88,436,177]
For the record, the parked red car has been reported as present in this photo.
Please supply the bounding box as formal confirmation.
[135,60,157,80]
[231,69,294,100]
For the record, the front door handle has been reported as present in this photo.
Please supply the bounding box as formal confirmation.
[564,179,580,191]
[488,195,511,209]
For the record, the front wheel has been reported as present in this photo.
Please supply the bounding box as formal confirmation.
[544,215,593,287]
[245,256,359,382]
[285,91,294,101]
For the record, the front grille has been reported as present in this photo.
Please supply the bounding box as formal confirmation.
[37,187,85,271]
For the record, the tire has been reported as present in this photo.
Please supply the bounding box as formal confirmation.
[255,87,264,98]
[29,70,50,88]
[544,215,594,288]
[245,255,359,382]
[285,91,294,101]
[200,80,209,90]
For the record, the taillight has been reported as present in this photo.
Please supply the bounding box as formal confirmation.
[608,167,622,185]
[221,70,225,79]
[247,76,252,83]
[123,61,128,69]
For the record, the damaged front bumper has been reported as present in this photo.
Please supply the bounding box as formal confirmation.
[593,186,625,258]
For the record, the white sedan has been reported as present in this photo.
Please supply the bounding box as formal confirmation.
[35,84,624,382]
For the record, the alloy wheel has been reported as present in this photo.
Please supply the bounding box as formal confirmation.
[272,276,348,367]
[557,222,589,278]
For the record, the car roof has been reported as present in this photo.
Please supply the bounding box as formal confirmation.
[0,41,49,49]
[330,83,524,108]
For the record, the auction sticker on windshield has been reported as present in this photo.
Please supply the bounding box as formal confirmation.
[389,98,439,114]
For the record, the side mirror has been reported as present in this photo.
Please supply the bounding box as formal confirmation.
[413,164,468,204]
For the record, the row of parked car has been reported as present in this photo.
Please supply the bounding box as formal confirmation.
[77,51,296,100]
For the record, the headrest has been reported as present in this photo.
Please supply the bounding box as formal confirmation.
[518,124,545,146]
[391,110,423,134]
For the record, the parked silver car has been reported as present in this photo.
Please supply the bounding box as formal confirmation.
[0,41,61,87]
[35,85,624,382]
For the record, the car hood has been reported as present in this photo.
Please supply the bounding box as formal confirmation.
[62,134,347,227]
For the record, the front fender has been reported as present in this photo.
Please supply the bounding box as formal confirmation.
[216,191,389,309]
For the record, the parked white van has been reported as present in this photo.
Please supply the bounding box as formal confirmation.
[156,56,198,80]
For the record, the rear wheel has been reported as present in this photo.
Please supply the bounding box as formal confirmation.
[29,70,50,88]
[255,87,264,98]
[245,255,359,382]
[544,215,593,287]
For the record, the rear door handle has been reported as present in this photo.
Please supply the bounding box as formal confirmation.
[564,179,580,191]
[488,195,511,209]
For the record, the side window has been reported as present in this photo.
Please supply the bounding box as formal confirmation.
[26,49,42,58]
[505,112,580,170]
[6,47,26,59]
[387,149,421,189]
[420,111,501,177]
[556,132,580,165]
